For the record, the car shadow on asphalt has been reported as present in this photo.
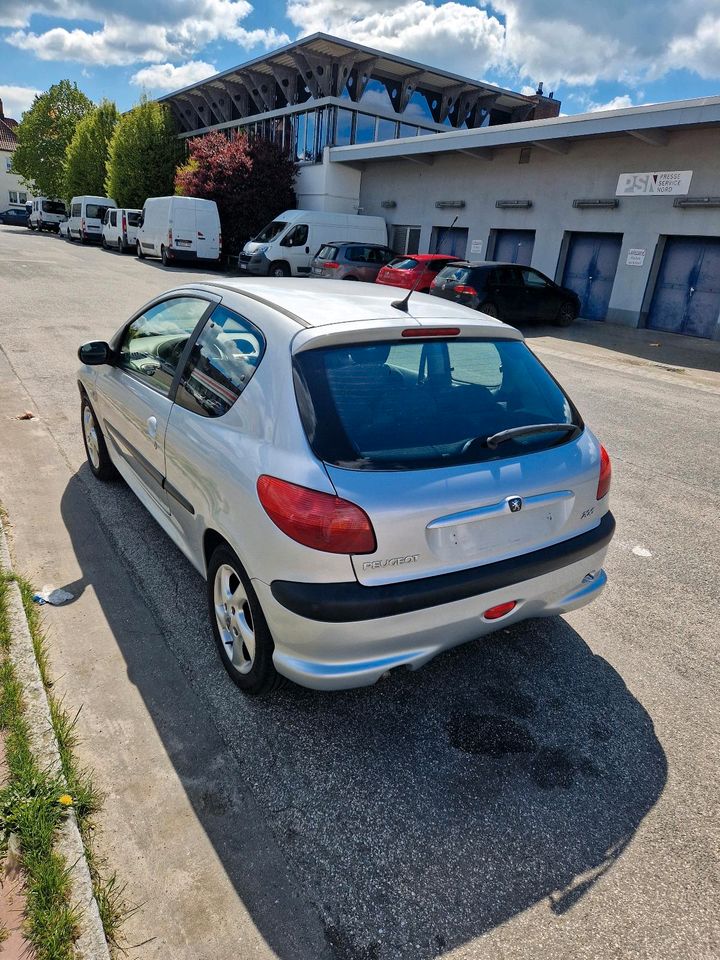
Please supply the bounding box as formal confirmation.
[61,467,668,960]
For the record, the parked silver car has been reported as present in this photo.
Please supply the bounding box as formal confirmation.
[78,280,614,695]
[311,242,396,281]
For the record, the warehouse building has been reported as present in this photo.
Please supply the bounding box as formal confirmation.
[162,35,720,341]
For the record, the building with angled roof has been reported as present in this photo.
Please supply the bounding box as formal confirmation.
[0,99,32,211]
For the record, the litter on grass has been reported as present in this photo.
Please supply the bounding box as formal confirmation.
[32,586,74,606]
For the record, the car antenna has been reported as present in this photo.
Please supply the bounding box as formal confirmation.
[391,216,459,313]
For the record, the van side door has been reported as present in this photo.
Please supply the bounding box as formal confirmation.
[279,223,310,274]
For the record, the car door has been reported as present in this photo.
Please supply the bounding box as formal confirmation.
[94,296,215,516]
[164,304,266,553]
[520,268,560,321]
[279,223,310,274]
[487,266,525,320]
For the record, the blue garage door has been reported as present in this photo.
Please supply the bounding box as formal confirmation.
[648,237,720,339]
[562,233,622,321]
[431,226,468,258]
[492,229,535,265]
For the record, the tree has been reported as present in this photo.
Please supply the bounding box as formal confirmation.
[13,80,93,198]
[175,132,297,258]
[105,97,183,208]
[64,100,118,200]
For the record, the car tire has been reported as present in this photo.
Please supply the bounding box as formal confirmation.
[479,301,499,318]
[117,239,123,253]
[161,245,172,267]
[136,241,145,259]
[207,544,284,696]
[269,261,290,278]
[81,397,117,482]
[101,237,108,249]
[28,222,35,231]
[556,301,577,327]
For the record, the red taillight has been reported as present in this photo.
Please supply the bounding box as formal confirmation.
[596,444,611,500]
[219,233,222,249]
[122,214,127,232]
[168,228,173,245]
[257,476,376,554]
[401,327,460,338]
[324,261,340,269]
[483,601,517,620]
[455,285,478,296]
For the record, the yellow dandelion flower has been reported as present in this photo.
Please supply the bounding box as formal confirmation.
[58,794,73,807]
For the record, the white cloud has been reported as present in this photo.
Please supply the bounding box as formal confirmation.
[131,60,218,91]
[4,2,288,66]
[588,94,636,112]
[0,83,41,119]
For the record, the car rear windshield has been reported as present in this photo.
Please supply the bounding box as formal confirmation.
[293,339,582,471]
[254,220,287,242]
[317,245,338,259]
[42,200,65,214]
[387,257,418,270]
[435,265,470,285]
[126,211,141,226]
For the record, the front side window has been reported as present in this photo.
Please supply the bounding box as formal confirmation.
[117,297,210,396]
[110,210,117,227]
[294,338,580,470]
[317,245,338,260]
[176,306,265,418]
[281,224,308,247]
[522,268,550,288]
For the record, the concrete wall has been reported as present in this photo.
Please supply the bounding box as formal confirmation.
[295,151,361,213]
[344,127,720,330]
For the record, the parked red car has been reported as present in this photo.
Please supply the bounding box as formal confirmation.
[375,254,459,294]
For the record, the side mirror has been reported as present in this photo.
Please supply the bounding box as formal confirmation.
[78,341,112,365]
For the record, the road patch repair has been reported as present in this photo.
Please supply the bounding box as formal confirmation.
[0,515,116,958]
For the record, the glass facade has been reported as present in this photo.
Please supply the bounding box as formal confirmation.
[228,104,438,164]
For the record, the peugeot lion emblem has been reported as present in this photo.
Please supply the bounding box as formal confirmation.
[508,497,523,513]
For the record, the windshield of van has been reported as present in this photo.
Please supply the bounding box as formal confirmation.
[42,200,65,214]
[293,339,582,470]
[254,220,288,242]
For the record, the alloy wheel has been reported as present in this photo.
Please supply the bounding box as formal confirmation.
[213,564,256,674]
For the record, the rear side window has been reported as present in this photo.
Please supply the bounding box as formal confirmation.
[86,203,111,220]
[317,245,338,259]
[42,200,65,214]
[126,212,141,226]
[293,339,581,471]
[345,246,369,263]
[436,265,469,284]
[175,306,265,418]
[71,203,81,217]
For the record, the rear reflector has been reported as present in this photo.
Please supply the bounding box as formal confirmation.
[401,327,460,338]
[324,262,340,269]
[483,601,517,620]
[257,476,376,554]
[596,444,612,500]
[454,285,478,296]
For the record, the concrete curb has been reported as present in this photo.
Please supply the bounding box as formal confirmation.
[0,517,111,960]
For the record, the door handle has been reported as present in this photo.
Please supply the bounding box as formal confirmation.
[146,416,157,440]
[689,286,695,296]
[305,246,310,254]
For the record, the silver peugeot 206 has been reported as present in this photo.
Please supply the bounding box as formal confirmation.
[78,279,614,695]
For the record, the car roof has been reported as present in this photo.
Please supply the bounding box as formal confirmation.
[176,278,513,332]
[322,241,389,247]
[401,254,459,262]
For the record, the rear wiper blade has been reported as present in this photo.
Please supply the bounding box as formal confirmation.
[485,423,581,450]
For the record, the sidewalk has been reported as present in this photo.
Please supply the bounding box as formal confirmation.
[523,318,720,391]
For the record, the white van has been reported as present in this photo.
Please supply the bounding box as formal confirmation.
[102,207,142,253]
[28,198,67,233]
[67,196,116,243]
[239,210,388,277]
[136,196,221,266]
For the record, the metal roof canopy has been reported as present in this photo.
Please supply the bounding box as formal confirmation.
[327,95,720,164]
[159,32,536,119]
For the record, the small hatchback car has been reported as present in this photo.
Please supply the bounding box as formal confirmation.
[78,281,614,695]
[431,261,581,326]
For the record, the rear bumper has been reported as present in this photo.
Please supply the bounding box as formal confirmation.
[272,512,615,622]
[257,513,615,690]
[166,247,198,261]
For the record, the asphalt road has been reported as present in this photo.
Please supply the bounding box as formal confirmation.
[0,225,718,960]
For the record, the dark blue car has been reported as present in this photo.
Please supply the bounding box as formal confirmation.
[0,207,29,226]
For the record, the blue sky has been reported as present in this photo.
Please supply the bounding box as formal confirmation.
[1,0,719,121]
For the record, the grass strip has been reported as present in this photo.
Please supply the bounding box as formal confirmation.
[0,571,129,955]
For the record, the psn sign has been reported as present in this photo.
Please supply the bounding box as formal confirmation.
[616,170,693,196]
